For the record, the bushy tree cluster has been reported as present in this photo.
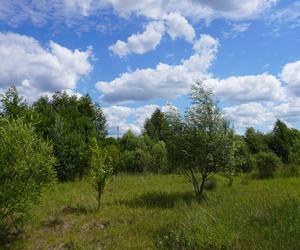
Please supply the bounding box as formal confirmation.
[0,118,56,226]
[32,92,107,181]
[0,86,107,226]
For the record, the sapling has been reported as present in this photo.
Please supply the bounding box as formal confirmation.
[89,138,113,209]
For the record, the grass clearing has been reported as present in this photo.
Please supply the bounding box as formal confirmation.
[4,174,300,249]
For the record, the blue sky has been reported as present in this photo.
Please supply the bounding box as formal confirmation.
[1,0,300,135]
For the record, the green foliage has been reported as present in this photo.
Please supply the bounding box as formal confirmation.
[106,145,121,174]
[0,118,56,226]
[270,120,292,163]
[255,151,282,178]
[176,82,234,197]
[143,108,169,142]
[233,135,252,173]
[119,132,153,172]
[33,92,107,181]
[0,86,28,119]
[289,138,300,165]
[162,103,183,171]
[150,141,168,172]
[89,139,113,209]
[245,127,268,154]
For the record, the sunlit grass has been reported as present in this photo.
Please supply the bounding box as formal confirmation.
[6,174,300,249]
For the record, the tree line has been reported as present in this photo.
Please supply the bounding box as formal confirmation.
[1,83,300,228]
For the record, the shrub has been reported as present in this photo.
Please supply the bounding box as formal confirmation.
[277,164,299,178]
[0,118,56,226]
[255,151,282,178]
[150,141,168,173]
[204,178,217,191]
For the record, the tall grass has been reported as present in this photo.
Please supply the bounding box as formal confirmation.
[4,174,300,249]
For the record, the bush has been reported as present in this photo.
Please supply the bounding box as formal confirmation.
[277,164,299,178]
[0,119,56,226]
[204,178,217,191]
[255,151,282,178]
[150,141,168,173]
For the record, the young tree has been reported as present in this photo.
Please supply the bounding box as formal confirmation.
[89,139,113,209]
[177,82,234,197]
[0,118,56,226]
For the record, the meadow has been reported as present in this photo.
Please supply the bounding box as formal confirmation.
[4,174,300,249]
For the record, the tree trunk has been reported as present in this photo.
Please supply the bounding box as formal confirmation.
[195,174,207,198]
[97,191,101,209]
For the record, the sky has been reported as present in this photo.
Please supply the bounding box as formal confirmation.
[1,0,300,136]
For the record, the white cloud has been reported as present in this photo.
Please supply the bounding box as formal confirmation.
[224,102,275,132]
[205,73,285,104]
[280,60,300,95]
[165,13,195,42]
[1,0,277,27]
[103,104,159,135]
[109,13,195,57]
[97,34,219,103]
[104,0,277,20]
[109,21,165,57]
[0,32,92,101]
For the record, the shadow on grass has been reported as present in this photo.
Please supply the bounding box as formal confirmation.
[0,225,22,249]
[120,191,201,209]
[61,205,94,215]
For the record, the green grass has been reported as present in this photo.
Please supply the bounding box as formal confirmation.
[4,174,300,249]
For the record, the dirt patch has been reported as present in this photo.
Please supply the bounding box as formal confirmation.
[81,221,110,232]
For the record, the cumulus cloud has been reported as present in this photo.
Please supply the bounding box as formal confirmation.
[0,32,92,101]
[224,102,276,132]
[97,34,219,103]
[103,104,159,135]
[164,13,195,42]
[109,13,195,57]
[273,98,300,123]
[280,60,300,95]
[205,73,285,104]
[109,21,165,57]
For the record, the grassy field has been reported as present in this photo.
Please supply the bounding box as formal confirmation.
[4,174,300,249]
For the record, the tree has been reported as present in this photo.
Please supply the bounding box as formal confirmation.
[269,120,292,163]
[244,127,268,154]
[89,139,113,209]
[143,108,169,142]
[177,82,234,197]
[0,86,28,119]
[162,103,183,171]
[33,91,107,181]
[0,118,56,226]
[289,138,300,165]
